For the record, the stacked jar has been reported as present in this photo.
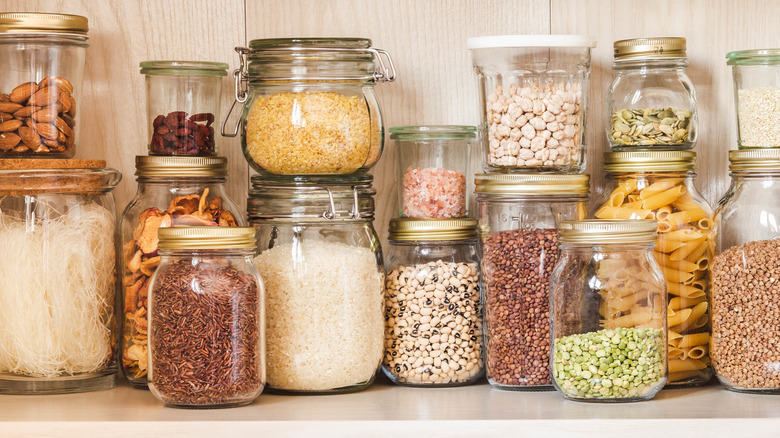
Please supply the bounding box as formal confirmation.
[227,38,396,393]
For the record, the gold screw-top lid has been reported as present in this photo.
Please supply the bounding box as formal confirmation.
[603,151,696,172]
[614,37,686,61]
[474,173,590,196]
[729,148,780,171]
[0,12,88,35]
[389,218,479,241]
[135,156,228,178]
[558,219,658,244]
[158,226,256,250]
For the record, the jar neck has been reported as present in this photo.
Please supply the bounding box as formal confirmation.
[159,248,255,257]
[729,170,780,179]
[136,176,227,185]
[608,170,695,180]
[389,239,478,246]
[560,242,657,251]
[613,58,688,72]
[475,194,588,203]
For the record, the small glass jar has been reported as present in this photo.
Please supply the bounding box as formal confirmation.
[248,175,384,393]
[119,156,246,388]
[148,227,265,408]
[0,159,120,394]
[140,61,227,156]
[383,218,484,386]
[550,220,668,402]
[475,173,589,390]
[594,151,714,387]
[467,35,595,173]
[0,13,88,157]
[391,126,475,218]
[711,149,780,393]
[727,49,780,148]
[224,38,395,177]
[607,37,697,151]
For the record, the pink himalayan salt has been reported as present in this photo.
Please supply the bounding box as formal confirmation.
[402,166,466,218]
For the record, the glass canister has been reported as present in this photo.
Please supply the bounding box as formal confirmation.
[223,38,396,177]
[248,175,384,393]
[0,159,120,394]
[391,125,475,218]
[119,156,246,388]
[551,220,668,402]
[594,151,713,386]
[383,218,484,386]
[475,173,589,390]
[727,49,780,148]
[141,61,228,156]
[607,37,697,150]
[0,13,88,157]
[711,149,780,392]
[467,35,596,173]
[148,227,265,408]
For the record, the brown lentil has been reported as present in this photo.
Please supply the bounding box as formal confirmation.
[483,228,558,388]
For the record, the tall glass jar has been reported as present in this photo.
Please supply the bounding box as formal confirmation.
[475,173,589,390]
[141,61,228,156]
[119,156,246,388]
[248,175,384,393]
[551,220,668,402]
[0,160,120,394]
[383,218,484,387]
[711,149,780,393]
[594,151,713,387]
[0,13,88,157]
[727,49,780,148]
[223,38,395,177]
[148,227,265,408]
[607,37,697,150]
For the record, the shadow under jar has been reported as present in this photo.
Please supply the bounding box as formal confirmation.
[248,175,384,393]
[475,173,589,390]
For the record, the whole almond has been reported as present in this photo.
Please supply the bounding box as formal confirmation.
[41,138,58,148]
[13,145,29,153]
[0,94,9,103]
[9,82,39,104]
[58,95,72,113]
[14,106,36,119]
[34,144,51,153]
[28,86,59,107]
[61,113,75,128]
[18,126,41,148]
[0,119,23,132]
[35,123,59,141]
[55,117,73,137]
[0,112,13,123]
[39,76,74,95]
[57,130,66,143]
[0,132,21,150]
[0,102,23,113]
[32,108,58,123]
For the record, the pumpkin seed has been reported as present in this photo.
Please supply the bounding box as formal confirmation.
[609,107,692,148]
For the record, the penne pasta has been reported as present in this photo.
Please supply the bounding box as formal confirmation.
[656,252,699,273]
[641,185,687,210]
[687,345,708,360]
[669,358,707,373]
[669,296,706,311]
[666,282,705,299]
[678,332,709,348]
[670,237,706,261]
[639,179,684,199]
[667,308,693,327]
[595,205,655,220]
[669,370,707,382]
[663,265,694,283]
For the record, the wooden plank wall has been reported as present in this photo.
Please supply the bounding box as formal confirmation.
[7,0,779,244]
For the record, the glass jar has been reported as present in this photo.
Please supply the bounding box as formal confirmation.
[727,49,780,148]
[550,220,668,402]
[383,218,484,386]
[607,37,697,151]
[0,159,120,394]
[119,156,246,388]
[223,38,396,177]
[594,151,714,387]
[391,125,475,218]
[148,227,265,408]
[711,149,780,393]
[467,35,595,173]
[0,13,88,157]
[141,61,228,156]
[475,173,589,390]
[248,175,384,393]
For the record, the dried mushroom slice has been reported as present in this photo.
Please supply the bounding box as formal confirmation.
[137,212,172,254]
[167,193,201,216]
[218,210,238,226]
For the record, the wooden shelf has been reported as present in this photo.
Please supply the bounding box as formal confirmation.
[3,377,780,436]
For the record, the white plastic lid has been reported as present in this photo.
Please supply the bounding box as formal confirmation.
[466,34,596,50]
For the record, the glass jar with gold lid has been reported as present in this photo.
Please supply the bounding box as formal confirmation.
[594,151,713,387]
[383,218,484,387]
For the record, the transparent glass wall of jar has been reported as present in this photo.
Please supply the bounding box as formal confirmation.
[475,173,589,390]
[727,49,780,148]
[0,13,88,157]
[711,149,780,393]
[383,218,484,386]
[467,35,595,173]
[607,37,697,151]
[550,220,668,402]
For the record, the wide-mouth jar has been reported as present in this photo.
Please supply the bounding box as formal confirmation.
[727,49,780,148]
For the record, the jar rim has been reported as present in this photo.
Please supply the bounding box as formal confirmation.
[140,60,228,76]
[613,37,686,61]
[249,37,372,50]
[558,219,658,243]
[135,155,228,178]
[474,173,590,196]
[726,49,780,65]
[729,148,780,171]
[158,226,256,250]
[604,151,696,172]
[0,167,120,195]
[389,125,477,140]
[388,218,479,241]
[0,12,88,36]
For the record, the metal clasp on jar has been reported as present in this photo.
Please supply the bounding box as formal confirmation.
[322,186,361,221]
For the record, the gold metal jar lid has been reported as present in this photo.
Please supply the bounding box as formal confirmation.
[603,151,696,172]
[389,218,479,241]
[729,148,780,171]
[158,226,256,250]
[135,155,228,178]
[474,173,589,196]
[0,12,88,36]
[614,37,686,61]
[558,219,658,244]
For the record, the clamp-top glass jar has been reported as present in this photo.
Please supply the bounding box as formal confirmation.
[0,13,88,157]
[223,38,396,177]
[607,37,697,150]
[248,175,384,393]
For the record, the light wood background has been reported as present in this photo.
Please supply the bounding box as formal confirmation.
[6,0,777,245]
